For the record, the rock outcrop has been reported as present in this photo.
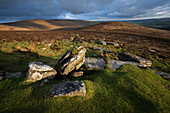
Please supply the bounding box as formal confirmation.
[26,62,57,82]
[55,46,86,75]
[118,52,152,67]
[47,81,86,97]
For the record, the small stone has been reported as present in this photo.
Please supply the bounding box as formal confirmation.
[99,41,106,45]
[70,71,84,77]
[43,79,49,83]
[92,47,105,51]
[42,48,46,50]
[149,49,156,53]
[0,76,3,81]
[47,81,86,97]
[104,50,113,53]
[45,43,52,47]
[106,42,119,47]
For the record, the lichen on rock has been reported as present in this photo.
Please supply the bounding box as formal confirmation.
[47,80,86,97]
[55,46,86,75]
[26,62,57,82]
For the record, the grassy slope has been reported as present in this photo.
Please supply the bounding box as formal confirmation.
[0,40,169,113]
[0,65,169,113]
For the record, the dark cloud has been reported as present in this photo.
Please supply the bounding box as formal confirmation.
[0,0,169,23]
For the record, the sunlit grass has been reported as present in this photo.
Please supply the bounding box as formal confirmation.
[0,64,169,113]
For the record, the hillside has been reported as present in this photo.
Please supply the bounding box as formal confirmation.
[79,21,170,40]
[0,39,169,112]
[128,18,170,31]
[0,19,170,112]
[0,19,96,31]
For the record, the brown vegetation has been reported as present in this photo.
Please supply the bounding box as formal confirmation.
[0,20,169,58]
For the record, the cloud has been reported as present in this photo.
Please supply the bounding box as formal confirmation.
[0,0,170,23]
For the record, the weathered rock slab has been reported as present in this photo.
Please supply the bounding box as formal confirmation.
[84,57,106,69]
[109,60,140,70]
[5,72,23,78]
[48,81,86,97]
[106,42,119,47]
[118,52,152,67]
[85,57,142,70]
[55,46,86,75]
[27,62,57,82]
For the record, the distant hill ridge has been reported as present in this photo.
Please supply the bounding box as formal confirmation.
[0,19,97,31]
[79,21,170,39]
[127,18,170,31]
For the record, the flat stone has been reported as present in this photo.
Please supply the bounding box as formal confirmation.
[106,42,119,47]
[47,81,86,97]
[5,72,23,78]
[92,47,105,51]
[155,72,170,79]
[118,52,152,67]
[84,57,106,69]
[149,49,156,53]
[99,41,106,45]
[104,50,113,53]
[27,62,57,82]
[109,59,140,70]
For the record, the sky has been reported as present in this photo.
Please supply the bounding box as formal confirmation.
[0,0,170,23]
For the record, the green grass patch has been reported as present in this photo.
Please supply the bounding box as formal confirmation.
[0,64,170,113]
[0,40,122,72]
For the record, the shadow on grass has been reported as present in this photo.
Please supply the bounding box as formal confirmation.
[0,50,58,72]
